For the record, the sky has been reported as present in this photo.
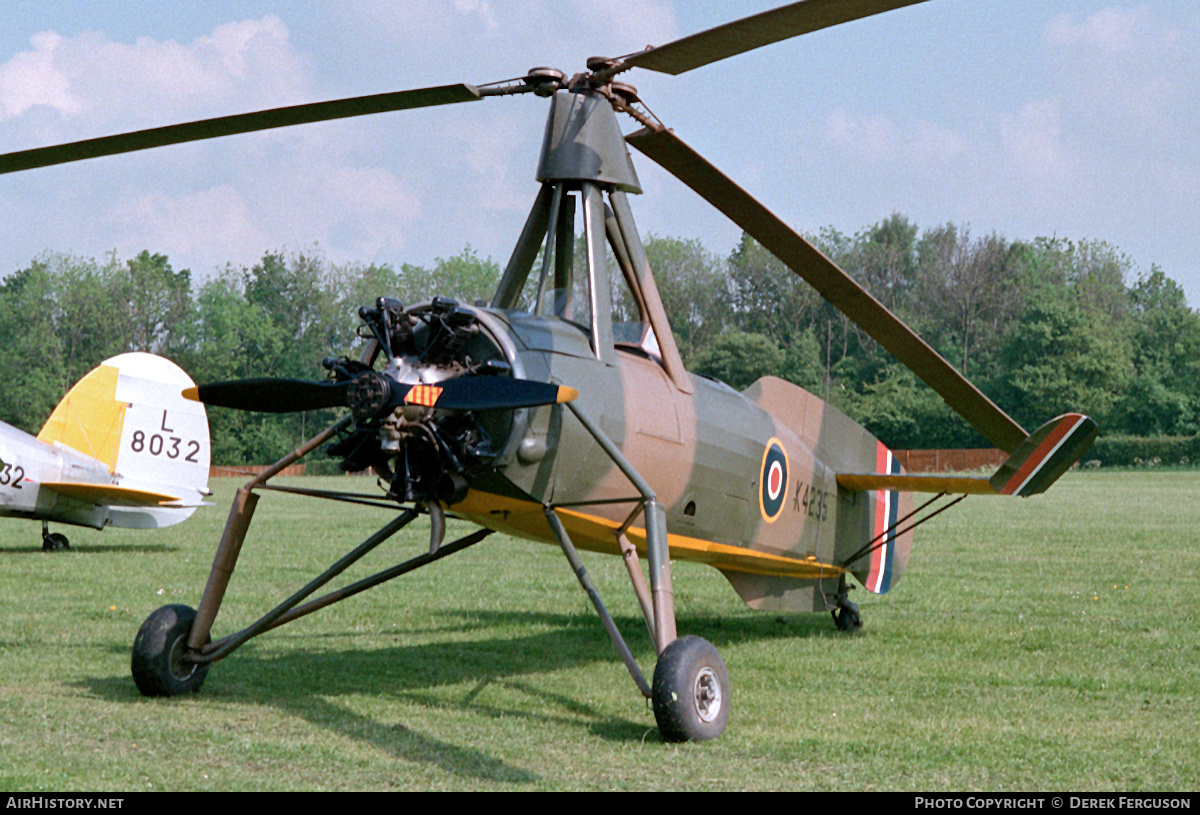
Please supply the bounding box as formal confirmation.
[1,1,1197,305]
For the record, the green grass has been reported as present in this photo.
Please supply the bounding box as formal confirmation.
[1,472,1197,791]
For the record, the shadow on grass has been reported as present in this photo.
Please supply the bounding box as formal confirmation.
[78,607,840,783]
[0,544,179,555]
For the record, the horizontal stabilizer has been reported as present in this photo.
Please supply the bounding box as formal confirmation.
[835,472,996,494]
[41,482,182,507]
[835,414,1097,498]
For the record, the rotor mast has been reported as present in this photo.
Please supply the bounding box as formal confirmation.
[490,76,692,393]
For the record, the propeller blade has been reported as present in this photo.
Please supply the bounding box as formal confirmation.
[626,126,1028,452]
[184,378,350,413]
[185,373,576,416]
[620,0,930,76]
[0,83,481,175]
[403,377,578,412]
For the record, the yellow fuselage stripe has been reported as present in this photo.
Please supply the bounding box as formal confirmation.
[451,489,844,580]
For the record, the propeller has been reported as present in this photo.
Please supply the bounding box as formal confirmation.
[625,125,1029,453]
[616,0,930,76]
[185,373,577,416]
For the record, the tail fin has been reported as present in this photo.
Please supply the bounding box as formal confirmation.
[988,413,1098,496]
[835,413,1098,498]
[38,353,210,527]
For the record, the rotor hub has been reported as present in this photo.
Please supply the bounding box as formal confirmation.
[523,67,565,97]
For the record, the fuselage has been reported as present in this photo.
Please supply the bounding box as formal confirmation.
[0,419,112,528]
[439,305,910,603]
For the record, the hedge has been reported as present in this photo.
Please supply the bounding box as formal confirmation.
[1084,435,1200,468]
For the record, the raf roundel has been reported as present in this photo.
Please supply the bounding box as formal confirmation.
[758,438,789,523]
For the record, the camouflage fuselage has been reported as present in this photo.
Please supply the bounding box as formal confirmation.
[446,306,914,613]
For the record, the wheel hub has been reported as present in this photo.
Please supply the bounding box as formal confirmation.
[693,666,722,723]
[167,635,198,682]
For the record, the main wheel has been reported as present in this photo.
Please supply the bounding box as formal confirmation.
[651,635,730,742]
[42,532,69,552]
[131,604,210,697]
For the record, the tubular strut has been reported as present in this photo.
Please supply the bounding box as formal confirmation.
[184,417,491,664]
[540,401,679,699]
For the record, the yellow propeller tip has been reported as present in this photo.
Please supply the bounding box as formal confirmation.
[556,386,579,404]
[181,386,199,402]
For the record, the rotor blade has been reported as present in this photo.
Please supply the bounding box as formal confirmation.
[0,84,481,175]
[626,126,1028,452]
[184,379,350,413]
[404,377,579,412]
[620,0,930,75]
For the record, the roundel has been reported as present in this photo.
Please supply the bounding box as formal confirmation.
[759,438,789,523]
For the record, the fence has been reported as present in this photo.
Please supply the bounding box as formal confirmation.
[892,449,1006,473]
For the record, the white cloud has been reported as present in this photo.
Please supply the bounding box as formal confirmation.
[910,121,967,164]
[312,164,423,258]
[0,32,80,120]
[999,98,1074,182]
[824,109,965,167]
[330,0,678,77]
[111,185,272,272]
[1046,7,1196,142]
[452,0,500,32]
[1044,5,1173,54]
[0,16,307,131]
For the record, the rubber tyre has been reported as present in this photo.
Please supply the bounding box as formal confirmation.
[833,601,863,632]
[42,533,70,552]
[652,635,730,743]
[131,604,210,697]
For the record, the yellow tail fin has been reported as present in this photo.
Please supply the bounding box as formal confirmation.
[37,362,127,471]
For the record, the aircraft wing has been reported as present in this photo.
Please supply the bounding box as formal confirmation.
[40,482,182,507]
[836,414,1098,498]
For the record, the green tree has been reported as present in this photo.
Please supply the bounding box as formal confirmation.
[727,233,820,348]
[1114,268,1200,435]
[0,261,68,431]
[113,251,194,358]
[913,225,1020,379]
[692,329,785,391]
[644,235,729,363]
[996,286,1133,432]
[392,245,500,307]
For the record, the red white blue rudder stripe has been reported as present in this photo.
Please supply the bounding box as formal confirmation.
[867,443,902,594]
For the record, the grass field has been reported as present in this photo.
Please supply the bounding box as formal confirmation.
[1,471,1197,791]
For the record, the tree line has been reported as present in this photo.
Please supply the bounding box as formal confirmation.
[1,213,1196,462]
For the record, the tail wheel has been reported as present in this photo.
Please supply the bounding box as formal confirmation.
[833,600,863,632]
[131,604,210,697]
[42,532,70,552]
[651,635,730,742]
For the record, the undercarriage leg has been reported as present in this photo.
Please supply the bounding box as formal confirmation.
[544,507,651,698]
[832,577,862,632]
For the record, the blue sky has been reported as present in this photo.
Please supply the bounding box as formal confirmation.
[2,1,1197,305]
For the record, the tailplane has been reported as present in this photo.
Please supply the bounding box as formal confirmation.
[835,413,1098,498]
